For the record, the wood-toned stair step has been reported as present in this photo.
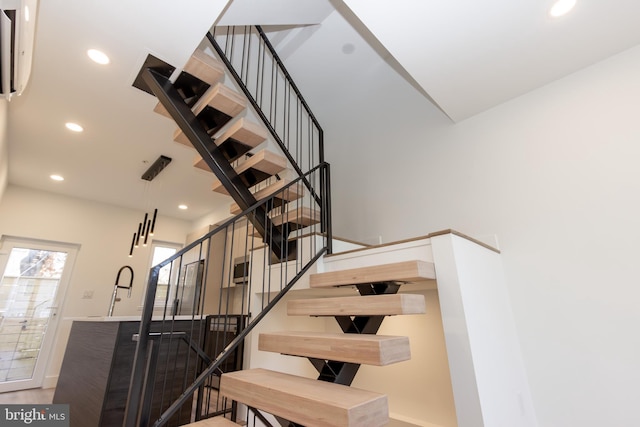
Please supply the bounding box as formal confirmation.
[287,294,426,317]
[211,150,288,192]
[153,51,226,118]
[169,83,247,144]
[259,331,411,366]
[216,117,269,148]
[174,102,259,149]
[270,206,320,227]
[189,118,270,167]
[309,260,435,288]
[182,50,226,86]
[183,417,239,427]
[220,368,388,427]
[193,83,247,120]
[248,206,321,237]
[230,179,303,214]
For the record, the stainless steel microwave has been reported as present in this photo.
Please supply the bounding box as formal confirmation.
[232,256,250,284]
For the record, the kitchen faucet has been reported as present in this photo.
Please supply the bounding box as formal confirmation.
[108,265,134,316]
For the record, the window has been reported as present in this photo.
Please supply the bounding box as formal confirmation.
[147,241,182,308]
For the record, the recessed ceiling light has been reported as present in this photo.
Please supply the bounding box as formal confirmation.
[87,49,110,65]
[178,204,188,210]
[549,0,576,17]
[50,175,64,181]
[65,122,83,132]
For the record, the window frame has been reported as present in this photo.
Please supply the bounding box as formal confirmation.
[143,240,183,309]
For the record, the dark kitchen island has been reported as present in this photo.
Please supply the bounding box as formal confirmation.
[53,317,204,427]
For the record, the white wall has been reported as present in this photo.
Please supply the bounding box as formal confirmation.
[285,12,640,427]
[0,100,8,203]
[0,185,192,386]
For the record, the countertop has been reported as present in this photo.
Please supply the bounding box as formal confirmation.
[65,315,203,322]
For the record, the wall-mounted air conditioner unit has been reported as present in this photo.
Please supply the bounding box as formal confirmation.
[0,0,37,100]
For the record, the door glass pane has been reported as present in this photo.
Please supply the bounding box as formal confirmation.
[0,248,67,383]
[150,245,178,307]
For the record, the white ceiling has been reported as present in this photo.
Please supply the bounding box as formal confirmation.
[5,0,640,221]
[342,0,640,121]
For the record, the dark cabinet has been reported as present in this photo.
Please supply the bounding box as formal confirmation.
[53,319,204,427]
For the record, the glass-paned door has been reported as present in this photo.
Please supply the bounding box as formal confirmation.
[0,237,77,392]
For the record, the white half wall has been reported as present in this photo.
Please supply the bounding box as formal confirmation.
[284,12,640,426]
[431,233,537,427]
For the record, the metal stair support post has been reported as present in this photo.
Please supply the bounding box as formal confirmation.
[308,281,402,388]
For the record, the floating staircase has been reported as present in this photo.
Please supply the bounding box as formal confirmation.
[128,38,528,426]
[210,259,432,426]
[130,26,442,427]
[140,48,320,257]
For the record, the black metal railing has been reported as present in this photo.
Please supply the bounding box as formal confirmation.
[125,24,332,427]
[124,164,331,427]
[208,25,324,175]
[207,25,332,247]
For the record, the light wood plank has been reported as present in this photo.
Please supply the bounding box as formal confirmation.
[234,150,288,176]
[247,206,321,237]
[269,206,320,227]
[183,417,239,427]
[309,260,435,288]
[287,294,426,317]
[170,82,247,141]
[183,50,225,86]
[173,125,197,146]
[153,51,226,119]
[164,82,245,122]
[220,368,388,427]
[177,117,268,158]
[259,331,411,366]
[230,179,303,214]
[216,117,268,147]
[198,83,247,117]
[211,150,287,192]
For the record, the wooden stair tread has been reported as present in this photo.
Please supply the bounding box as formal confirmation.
[248,207,321,237]
[153,51,226,118]
[189,118,270,166]
[194,83,247,118]
[175,117,267,155]
[169,83,247,142]
[182,50,225,86]
[216,117,268,147]
[220,368,388,427]
[259,331,410,366]
[183,417,239,427]
[309,260,435,288]
[230,179,303,214]
[287,294,426,317]
[270,206,320,227]
[211,150,288,191]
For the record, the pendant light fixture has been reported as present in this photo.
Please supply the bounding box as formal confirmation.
[128,155,172,257]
